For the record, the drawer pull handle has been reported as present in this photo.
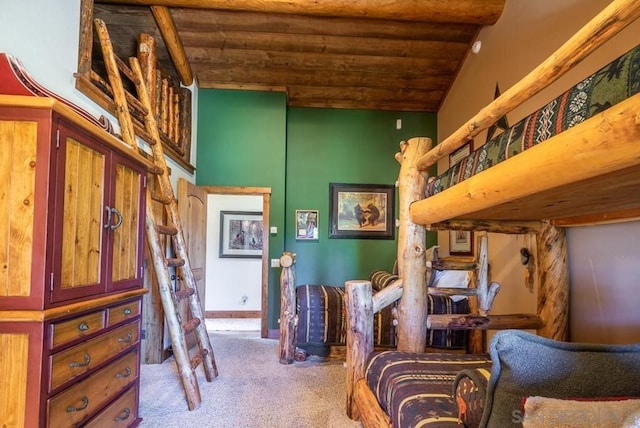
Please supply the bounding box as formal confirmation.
[116,367,132,378]
[78,322,90,332]
[69,353,91,368]
[118,333,133,343]
[123,308,132,316]
[114,408,131,422]
[66,396,89,413]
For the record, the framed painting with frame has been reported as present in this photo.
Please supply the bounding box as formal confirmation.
[219,211,263,258]
[450,229,473,255]
[328,183,395,240]
[296,209,319,240]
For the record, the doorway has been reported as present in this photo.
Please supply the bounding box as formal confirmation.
[201,186,271,338]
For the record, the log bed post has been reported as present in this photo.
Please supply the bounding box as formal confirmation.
[345,280,374,420]
[395,137,432,352]
[278,252,297,364]
[536,222,569,341]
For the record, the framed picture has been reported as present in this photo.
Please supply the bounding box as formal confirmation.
[450,230,473,255]
[219,211,263,258]
[328,183,395,240]
[296,210,319,240]
[449,142,473,166]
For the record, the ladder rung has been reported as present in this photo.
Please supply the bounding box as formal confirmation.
[182,317,201,335]
[156,224,178,236]
[430,260,478,271]
[190,348,209,371]
[89,70,149,117]
[167,257,185,268]
[428,287,478,296]
[151,192,173,205]
[114,54,142,87]
[174,287,195,301]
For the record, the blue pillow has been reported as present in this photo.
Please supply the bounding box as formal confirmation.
[481,330,640,428]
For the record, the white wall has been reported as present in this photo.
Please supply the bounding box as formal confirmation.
[0,0,197,186]
[205,194,263,312]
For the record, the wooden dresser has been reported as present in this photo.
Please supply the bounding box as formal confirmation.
[0,95,153,427]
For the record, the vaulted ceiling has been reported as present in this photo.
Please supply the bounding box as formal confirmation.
[94,0,505,112]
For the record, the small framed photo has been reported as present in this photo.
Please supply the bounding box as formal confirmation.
[328,183,395,240]
[296,210,319,240]
[449,142,473,167]
[450,230,473,255]
[219,211,263,258]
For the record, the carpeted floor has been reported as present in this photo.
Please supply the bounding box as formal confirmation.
[138,332,363,428]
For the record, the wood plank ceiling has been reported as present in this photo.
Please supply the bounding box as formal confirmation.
[94,0,505,112]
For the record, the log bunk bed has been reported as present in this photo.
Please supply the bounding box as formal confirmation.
[344,1,640,427]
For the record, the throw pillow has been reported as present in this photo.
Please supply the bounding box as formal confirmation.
[481,330,640,428]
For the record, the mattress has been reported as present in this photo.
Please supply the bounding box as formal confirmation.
[365,351,492,428]
[426,43,640,197]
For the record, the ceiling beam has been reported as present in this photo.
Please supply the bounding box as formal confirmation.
[99,0,506,25]
[150,5,193,85]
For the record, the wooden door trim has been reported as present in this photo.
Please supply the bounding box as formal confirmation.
[201,186,272,338]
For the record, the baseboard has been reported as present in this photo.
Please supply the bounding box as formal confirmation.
[268,329,280,339]
[205,310,261,318]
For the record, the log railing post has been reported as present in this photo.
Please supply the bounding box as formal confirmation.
[395,137,431,352]
[278,252,297,364]
[536,222,569,341]
[345,280,374,420]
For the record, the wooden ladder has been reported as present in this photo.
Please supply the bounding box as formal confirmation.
[94,18,218,410]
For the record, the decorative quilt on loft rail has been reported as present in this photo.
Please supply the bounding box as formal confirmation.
[426,43,640,197]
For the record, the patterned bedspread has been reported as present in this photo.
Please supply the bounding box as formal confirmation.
[365,351,492,428]
[426,43,640,196]
[295,284,470,354]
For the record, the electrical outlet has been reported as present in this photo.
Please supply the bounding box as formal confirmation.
[271,259,280,268]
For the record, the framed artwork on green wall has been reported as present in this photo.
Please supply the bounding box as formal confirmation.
[329,183,395,240]
[296,210,319,240]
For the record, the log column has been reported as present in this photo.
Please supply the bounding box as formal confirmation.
[345,280,374,420]
[395,137,432,352]
[536,222,569,340]
[278,252,296,364]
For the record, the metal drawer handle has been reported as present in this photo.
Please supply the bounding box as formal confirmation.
[123,308,132,316]
[114,408,131,422]
[69,353,91,368]
[77,322,90,332]
[118,332,133,343]
[66,396,89,413]
[116,367,132,378]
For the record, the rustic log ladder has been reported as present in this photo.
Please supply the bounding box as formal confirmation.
[94,18,218,410]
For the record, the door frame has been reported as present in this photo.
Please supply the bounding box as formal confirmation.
[201,186,271,338]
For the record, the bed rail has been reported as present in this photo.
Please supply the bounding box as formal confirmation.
[415,0,640,172]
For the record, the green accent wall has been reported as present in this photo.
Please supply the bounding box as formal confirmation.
[196,89,287,330]
[196,89,437,329]
[286,108,437,286]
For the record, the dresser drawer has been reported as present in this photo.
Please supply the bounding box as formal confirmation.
[50,320,140,391]
[84,385,139,428]
[107,300,140,327]
[50,310,106,350]
[47,349,138,428]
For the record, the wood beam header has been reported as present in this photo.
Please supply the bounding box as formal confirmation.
[98,0,506,24]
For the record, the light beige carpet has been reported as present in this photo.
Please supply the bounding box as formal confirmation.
[138,332,363,428]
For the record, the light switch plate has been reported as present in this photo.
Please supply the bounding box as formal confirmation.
[271,259,280,268]
[270,226,278,234]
